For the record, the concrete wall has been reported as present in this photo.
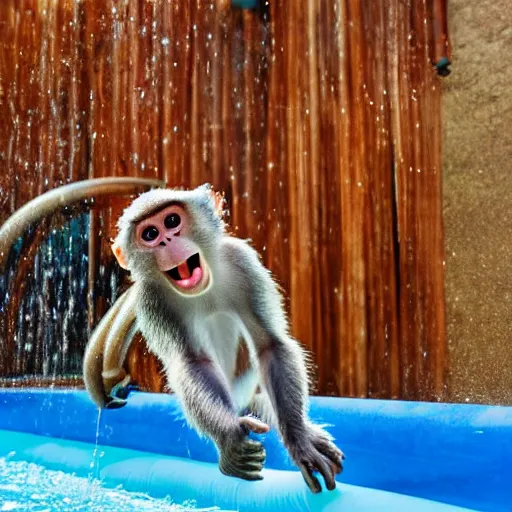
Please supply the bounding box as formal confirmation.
[443,0,512,404]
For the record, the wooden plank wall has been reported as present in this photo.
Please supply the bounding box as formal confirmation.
[0,0,450,401]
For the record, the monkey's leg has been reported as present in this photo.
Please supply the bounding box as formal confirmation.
[83,287,134,408]
[102,288,138,409]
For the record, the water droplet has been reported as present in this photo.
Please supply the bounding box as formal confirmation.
[161,37,170,46]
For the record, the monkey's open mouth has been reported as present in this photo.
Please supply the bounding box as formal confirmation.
[165,253,208,293]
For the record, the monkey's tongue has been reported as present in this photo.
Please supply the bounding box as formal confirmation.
[174,262,203,289]
[177,261,191,279]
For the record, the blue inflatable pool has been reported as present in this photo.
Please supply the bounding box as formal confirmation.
[0,389,510,511]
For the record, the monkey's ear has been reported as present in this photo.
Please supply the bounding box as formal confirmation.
[211,190,226,218]
[198,183,225,218]
[112,243,129,270]
[195,183,212,195]
[205,186,225,218]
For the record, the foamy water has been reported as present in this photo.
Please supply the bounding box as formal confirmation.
[0,457,229,512]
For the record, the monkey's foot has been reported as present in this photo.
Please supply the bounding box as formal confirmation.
[105,375,139,409]
[218,416,269,481]
[290,427,345,494]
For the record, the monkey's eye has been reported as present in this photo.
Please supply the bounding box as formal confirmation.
[141,226,159,242]
[164,213,181,229]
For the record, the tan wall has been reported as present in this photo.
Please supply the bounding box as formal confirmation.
[443,0,512,404]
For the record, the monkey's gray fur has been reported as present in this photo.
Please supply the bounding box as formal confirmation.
[91,183,344,492]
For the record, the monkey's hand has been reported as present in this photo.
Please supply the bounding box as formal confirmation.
[288,425,345,493]
[217,416,269,481]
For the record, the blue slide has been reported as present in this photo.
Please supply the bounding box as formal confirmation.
[0,389,510,511]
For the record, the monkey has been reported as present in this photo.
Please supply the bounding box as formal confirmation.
[0,178,344,493]
[103,183,344,492]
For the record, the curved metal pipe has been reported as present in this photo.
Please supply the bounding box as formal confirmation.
[0,177,165,270]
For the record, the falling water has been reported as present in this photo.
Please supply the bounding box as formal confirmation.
[88,407,103,483]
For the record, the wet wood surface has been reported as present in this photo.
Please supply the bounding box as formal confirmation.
[0,0,450,401]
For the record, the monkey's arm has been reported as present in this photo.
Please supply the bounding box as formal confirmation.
[138,285,268,480]
[225,238,344,493]
[257,333,344,492]
[168,345,270,480]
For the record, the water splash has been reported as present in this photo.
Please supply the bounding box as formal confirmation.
[0,457,227,512]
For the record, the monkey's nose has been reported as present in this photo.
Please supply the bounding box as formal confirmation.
[166,237,172,242]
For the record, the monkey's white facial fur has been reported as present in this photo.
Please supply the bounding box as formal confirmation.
[134,204,211,295]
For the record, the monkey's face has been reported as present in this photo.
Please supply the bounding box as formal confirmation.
[133,204,211,296]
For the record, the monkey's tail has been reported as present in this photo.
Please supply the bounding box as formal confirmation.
[83,286,137,408]
[0,177,165,271]
[101,286,138,395]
